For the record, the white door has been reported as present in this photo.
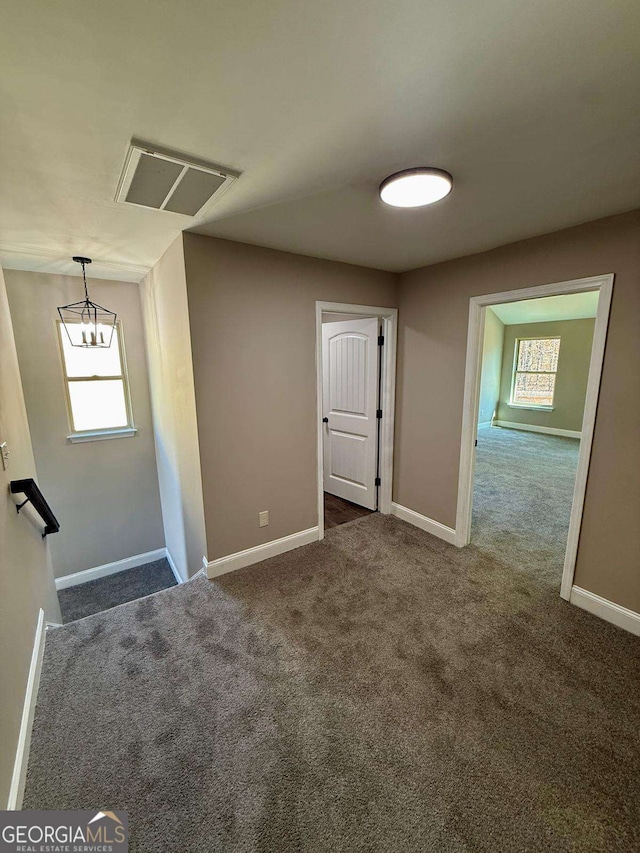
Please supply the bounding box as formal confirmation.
[322,317,380,510]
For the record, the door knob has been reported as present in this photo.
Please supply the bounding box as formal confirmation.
[322,417,329,423]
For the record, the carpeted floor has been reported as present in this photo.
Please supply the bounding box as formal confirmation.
[57,558,177,623]
[473,427,580,586]
[25,431,640,851]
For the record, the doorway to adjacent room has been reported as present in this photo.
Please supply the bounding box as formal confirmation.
[316,302,397,537]
[457,274,613,601]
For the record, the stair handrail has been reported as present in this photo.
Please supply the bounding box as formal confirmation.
[10,478,61,538]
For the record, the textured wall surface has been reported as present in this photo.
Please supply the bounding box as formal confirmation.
[395,210,640,611]
[184,233,397,560]
[497,318,595,432]
[0,265,60,806]
[478,307,504,425]
[140,236,207,579]
[6,270,165,578]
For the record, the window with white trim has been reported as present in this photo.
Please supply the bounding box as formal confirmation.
[510,337,561,408]
[58,321,134,437]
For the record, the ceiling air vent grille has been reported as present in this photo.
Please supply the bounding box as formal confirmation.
[115,141,239,217]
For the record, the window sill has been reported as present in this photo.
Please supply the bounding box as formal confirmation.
[507,403,554,412]
[67,428,137,444]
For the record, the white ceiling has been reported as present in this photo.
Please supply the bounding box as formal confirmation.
[490,292,599,325]
[1,0,639,282]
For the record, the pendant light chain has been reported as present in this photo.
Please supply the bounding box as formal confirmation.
[81,259,89,301]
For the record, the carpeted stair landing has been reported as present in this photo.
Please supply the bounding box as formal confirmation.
[57,558,177,623]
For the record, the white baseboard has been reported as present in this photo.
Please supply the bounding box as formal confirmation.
[205,527,320,579]
[7,609,46,810]
[391,503,461,547]
[477,421,493,430]
[570,586,640,637]
[55,547,171,590]
[163,549,185,585]
[494,420,581,439]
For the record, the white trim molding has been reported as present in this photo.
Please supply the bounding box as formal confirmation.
[204,527,320,579]
[570,587,640,637]
[477,421,493,430]
[507,403,554,412]
[456,274,614,603]
[494,420,581,440]
[163,549,184,585]
[55,547,171,590]
[315,302,398,540]
[391,503,460,547]
[7,609,46,810]
[67,427,137,443]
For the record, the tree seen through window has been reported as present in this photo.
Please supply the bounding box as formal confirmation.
[511,337,561,407]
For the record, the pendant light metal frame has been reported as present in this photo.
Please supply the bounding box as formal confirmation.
[58,257,117,348]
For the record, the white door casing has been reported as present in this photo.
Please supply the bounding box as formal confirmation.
[456,273,614,602]
[322,317,379,509]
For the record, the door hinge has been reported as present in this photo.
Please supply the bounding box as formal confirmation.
[375,477,381,486]
[378,334,384,346]
[376,409,382,419]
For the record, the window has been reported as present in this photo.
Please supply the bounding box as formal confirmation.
[510,337,561,408]
[58,322,135,440]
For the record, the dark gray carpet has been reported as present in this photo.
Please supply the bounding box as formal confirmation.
[57,558,177,623]
[26,507,639,850]
[473,427,580,587]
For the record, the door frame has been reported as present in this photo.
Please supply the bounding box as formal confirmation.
[316,301,398,540]
[456,273,614,600]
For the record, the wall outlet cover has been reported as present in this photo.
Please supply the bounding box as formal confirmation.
[259,510,269,528]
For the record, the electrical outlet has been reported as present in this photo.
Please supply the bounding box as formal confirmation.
[0,442,9,471]
[259,510,269,528]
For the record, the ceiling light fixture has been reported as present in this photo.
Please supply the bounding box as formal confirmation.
[379,167,453,208]
[58,257,117,348]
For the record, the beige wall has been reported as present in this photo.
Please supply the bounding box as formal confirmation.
[478,308,504,426]
[183,233,396,560]
[5,271,165,578]
[0,266,60,806]
[395,210,640,612]
[497,318,595,432]
[140,236,207,580]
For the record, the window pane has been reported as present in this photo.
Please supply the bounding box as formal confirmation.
[513,372,556,406]
[68,380,128,431]
[60,324,122,377]
[517,338,560,373]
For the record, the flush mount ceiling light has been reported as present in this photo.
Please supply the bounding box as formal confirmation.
[379,167,453,208]
[57,257,117,348]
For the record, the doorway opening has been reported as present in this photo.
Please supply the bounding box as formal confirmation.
[456,275,613,601]
[316,302,398,539]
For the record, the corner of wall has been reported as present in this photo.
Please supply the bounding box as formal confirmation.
[139,236,207,580]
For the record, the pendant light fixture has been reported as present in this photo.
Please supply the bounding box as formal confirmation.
[58,257,117,348]
[379,167,453,208]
